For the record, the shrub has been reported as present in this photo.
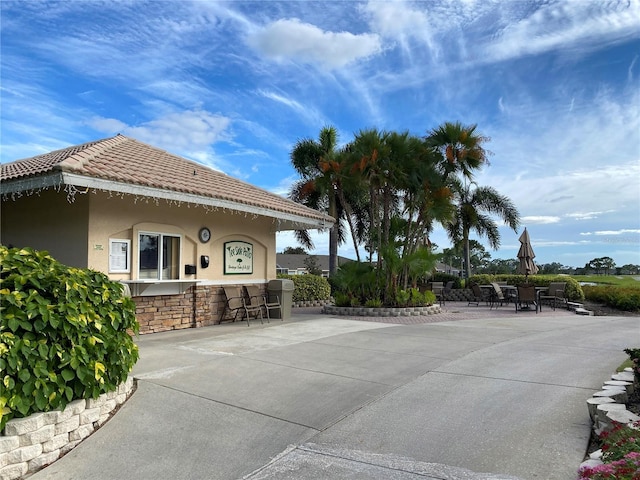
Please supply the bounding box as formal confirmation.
[329,262,382,304]
[395,289,411,307]
[624,348,640,379]
[422,290,437,306]
[334,292,351,307]
[0,247,139,431]
[364,298,382,308]
[583,286,640,312]
[277,274,331,302]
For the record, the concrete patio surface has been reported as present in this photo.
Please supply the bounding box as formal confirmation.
[30,302,639,480]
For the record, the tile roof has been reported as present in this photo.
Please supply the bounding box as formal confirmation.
[1,134,333,225]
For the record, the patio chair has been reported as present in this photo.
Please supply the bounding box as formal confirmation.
[442,281,454,304]
[515,284,538,313]
[219,286,263,326]
[489,282,506,309]
[468,283,490,306]
[244,285,281,321]
[429,282,445,305]
[538,282,567,311]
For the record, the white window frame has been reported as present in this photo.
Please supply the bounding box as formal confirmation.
[137,231,182,281]
[109,239,131,273]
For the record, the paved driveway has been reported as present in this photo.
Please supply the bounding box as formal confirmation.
[31,306,639,480]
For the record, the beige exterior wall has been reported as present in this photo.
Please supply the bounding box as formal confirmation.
[2,188,285,333]
[86,191,277,283]
[0,190,89,268]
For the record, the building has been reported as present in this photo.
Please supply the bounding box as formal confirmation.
[1,134,333,333]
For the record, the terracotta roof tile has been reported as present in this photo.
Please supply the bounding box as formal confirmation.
[1,135,332,224]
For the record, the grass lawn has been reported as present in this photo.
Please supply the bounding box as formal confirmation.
[570,275,640,288]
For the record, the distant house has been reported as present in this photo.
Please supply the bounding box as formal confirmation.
[435,262,462,277]
[1,134,333,333]
[276,253,353,278]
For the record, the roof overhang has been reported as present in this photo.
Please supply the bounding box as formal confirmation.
[1,172,333,232]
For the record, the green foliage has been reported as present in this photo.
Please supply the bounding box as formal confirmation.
[395,288,435,307]
[334,292,351,307]
[281,247,307,254]
[422,290,437,305]
[0,247,139,430]
[276,274,331,302]
[329,261,382,305]
[395,289,410,306]
[583,285,640,312]
[623,348,640,378]
[364,298,382,308]
[467,274,585,301]
[303,255,323,276]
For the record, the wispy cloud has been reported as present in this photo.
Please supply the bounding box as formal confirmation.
[565,211,614,221]
[581,229,640,236]
[484,1,640,63]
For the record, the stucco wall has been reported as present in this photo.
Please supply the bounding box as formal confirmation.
[87,192,277,282]
[0,190,88,267]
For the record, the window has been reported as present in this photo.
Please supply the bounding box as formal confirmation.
[138,233,181,280]
[109,239,130,273]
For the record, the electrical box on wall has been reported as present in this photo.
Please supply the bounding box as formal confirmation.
[185,264,197,275]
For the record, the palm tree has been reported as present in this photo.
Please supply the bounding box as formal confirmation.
[426,121,490,181]
[289,126,349,275]
[446,180,520,278]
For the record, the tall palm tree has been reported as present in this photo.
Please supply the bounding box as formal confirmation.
[446,180,520,278]
[426,121,490,181]
[289,126,348,275]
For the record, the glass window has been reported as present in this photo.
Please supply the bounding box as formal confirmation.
[139,233,180,280]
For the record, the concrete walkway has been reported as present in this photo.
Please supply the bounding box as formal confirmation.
[30,303,639,480]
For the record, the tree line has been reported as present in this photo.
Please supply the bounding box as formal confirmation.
[442,244,639,276]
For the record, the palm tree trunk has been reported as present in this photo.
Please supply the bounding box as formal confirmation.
[328,190,338,276]
[336,187,361,262]
[463,229,471,279]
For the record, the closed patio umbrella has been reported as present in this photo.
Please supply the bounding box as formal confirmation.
[517,228,538,281]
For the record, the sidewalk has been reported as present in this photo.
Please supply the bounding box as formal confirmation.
[30,305,637,480]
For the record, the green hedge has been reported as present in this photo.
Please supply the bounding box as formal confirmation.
[0,247,139,430]
[276,274,331,302]
[466,274,584,301]
[583,285,640,312]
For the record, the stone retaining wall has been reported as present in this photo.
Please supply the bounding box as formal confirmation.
[0,377,135,480]
[323,304,441,317]
[578,368,639,473]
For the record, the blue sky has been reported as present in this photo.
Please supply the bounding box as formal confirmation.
[1,0,639,268]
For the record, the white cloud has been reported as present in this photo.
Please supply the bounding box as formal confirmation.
[246,18,382,69]
[87,109,233,170]
[86,117,127,133]
[522,216,561,224]
[362,0,437,59]
[565,211,613,221]
[584,229,640,236]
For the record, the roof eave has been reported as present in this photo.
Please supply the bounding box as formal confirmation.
[0,172,334,231]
